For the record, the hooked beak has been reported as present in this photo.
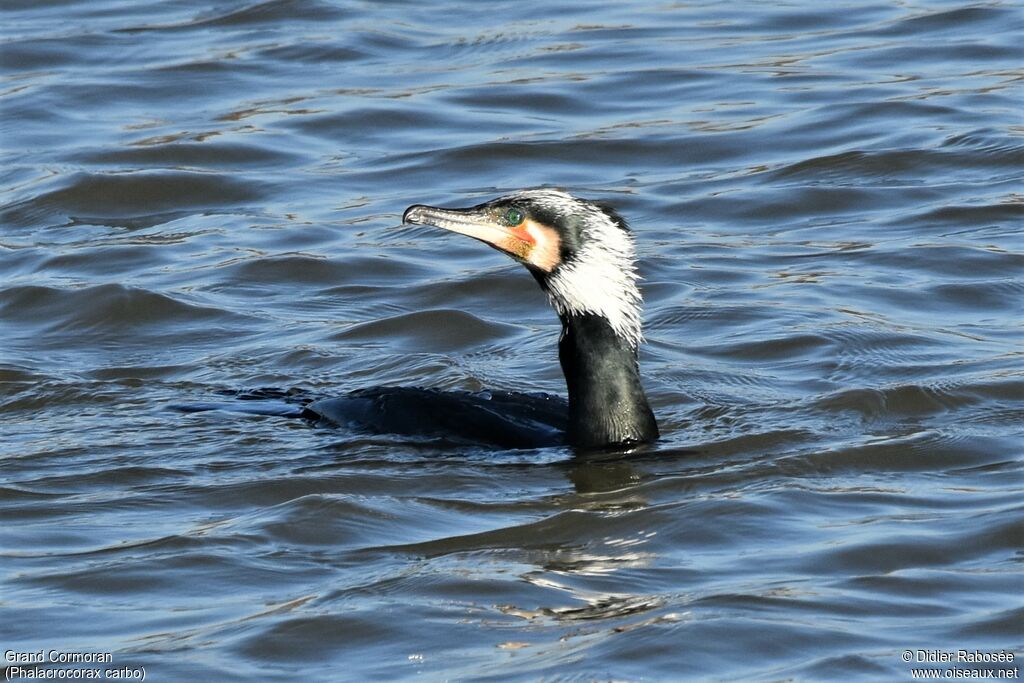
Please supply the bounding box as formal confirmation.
[403,203,534,262]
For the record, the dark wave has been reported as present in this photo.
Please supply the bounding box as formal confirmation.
[1,171,265,229]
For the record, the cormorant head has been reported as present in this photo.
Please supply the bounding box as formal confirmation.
[403,189,644,349]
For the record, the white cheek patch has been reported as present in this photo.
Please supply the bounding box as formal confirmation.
[523,219,561,272]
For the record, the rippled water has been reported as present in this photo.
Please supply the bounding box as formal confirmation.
[2,1,1022,680]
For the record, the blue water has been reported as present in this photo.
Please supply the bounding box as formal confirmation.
[2,1,1022,680]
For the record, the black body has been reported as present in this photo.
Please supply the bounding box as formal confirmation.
[308,388,567,449]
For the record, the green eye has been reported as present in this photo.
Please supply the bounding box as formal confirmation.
[504,208,524,225]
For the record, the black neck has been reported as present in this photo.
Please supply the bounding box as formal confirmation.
[558,312,659,449]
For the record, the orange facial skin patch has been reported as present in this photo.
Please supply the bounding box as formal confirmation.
[502,223,534,261]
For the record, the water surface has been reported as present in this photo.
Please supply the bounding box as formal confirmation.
[2,0,1022,680]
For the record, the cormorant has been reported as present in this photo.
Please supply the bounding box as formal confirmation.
[306,189,659,450]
